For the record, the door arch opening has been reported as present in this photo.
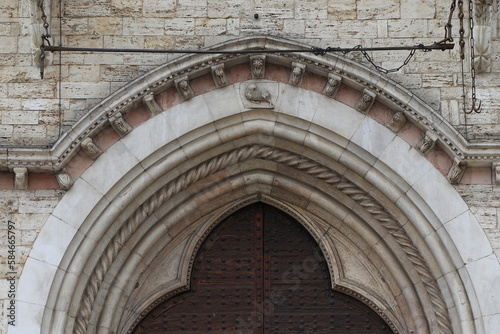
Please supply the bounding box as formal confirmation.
[132,203,393,333]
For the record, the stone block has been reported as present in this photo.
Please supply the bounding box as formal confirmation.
[401,0,435,19]
[123,18,165,36]
[165,18,196,35]
[327,0,356,19]
[63,0,112,17]
[2,111,39,125]
[61,18,89,36]
[0,37,17,53]
[254,0,294,19]
[176,0,207,18]
[388,19,427,38]
[209,0,253,18]
[102,35,144,49]
[195,18,227,36]
[143,0,176,17]
[61,82,111,99]
[357,0,400,19]
[296,0,328,20]
[89,17,123,35]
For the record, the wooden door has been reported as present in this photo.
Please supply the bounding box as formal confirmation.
[132,204,393,333]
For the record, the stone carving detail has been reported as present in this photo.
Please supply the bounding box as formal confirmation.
[244,83,273,108]
[448,158,466,184]
[494,163,500,184]
[81,138,103,160]
[56,170,72,190]
[250,55,266,79]
[175,76,195,100]
[13,167,28,190]
[474,0,493,72]
[417,132,438,155]
[289,62,305,86]
[142,92,162,116]
[355,89,376,113]
[110,112,132,138]
[74,144,452,334]
[387,111,407,133]
[323,73,341,98]
[211,64,228,88]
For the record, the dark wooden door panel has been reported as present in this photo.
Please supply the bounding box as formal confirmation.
[132,203,393,334]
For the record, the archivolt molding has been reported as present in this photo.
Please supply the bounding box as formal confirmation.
[71,144,452,334]
[2,36,500,174]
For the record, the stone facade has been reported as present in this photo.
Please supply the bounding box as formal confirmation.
[1,1,500,333]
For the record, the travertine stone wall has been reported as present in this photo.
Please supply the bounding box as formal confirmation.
[0,0,499,145]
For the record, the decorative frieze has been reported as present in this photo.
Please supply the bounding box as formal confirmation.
[13,167,28,190]
[175,76,195,100]
[250,55,266,79]
[289,62,306,86]
[355,89,376,114]
[211,64,228,88]
[81,138,103,160]
[417,131,438,155]
[142,92,163,116]
[387,111,407,133]
[109,112,132,138]
[323,73,341,98]
[447,157,466,184]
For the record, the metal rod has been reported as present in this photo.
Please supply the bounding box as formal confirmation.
[44,43,454,55]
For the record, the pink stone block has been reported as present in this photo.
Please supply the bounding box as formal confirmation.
[335,85,361,108]
[0,173,14,189]
[265,64,290,83]
[66,151,94,180]
[29,174,59,189]
[125,105,150,128]
[191,74,217,95]
[398,122,424,147]
[94,127,120,152]
[156,87,181,110]
[301,73,326,94]
[460,167,492,185]
[227,63,251,83]
[426,146,453,176]
[368,102,393,125]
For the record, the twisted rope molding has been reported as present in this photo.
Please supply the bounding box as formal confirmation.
[73,144,451,334]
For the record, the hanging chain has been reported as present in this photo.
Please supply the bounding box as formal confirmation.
[341,45,417,74]
[467,0,481,113]
[38,0,51,79]
[458,0,466,59]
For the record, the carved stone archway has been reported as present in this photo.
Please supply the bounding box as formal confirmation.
[13,37,500,334]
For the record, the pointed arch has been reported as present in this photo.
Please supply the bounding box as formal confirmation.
[14,37,500,334]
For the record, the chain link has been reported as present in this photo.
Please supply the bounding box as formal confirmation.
[467,0,481,113]
[346,46,417,74]
[38,0,51,79]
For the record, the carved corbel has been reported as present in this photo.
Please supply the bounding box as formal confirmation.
[81,137,103,160]
[250,55,266,79]
[387,111,407,133]
[447,158,466,184]
[56,170,72,190]
[416,131,438,155]
[355,89,376,114]
[289,62,305,86]
[211,64,229,88]
[175,76,195,100]
[13,167,28,190]
[109,112,132,138]
[493,162,500,185]
[323,73,341,98]
[142,92,162,116]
